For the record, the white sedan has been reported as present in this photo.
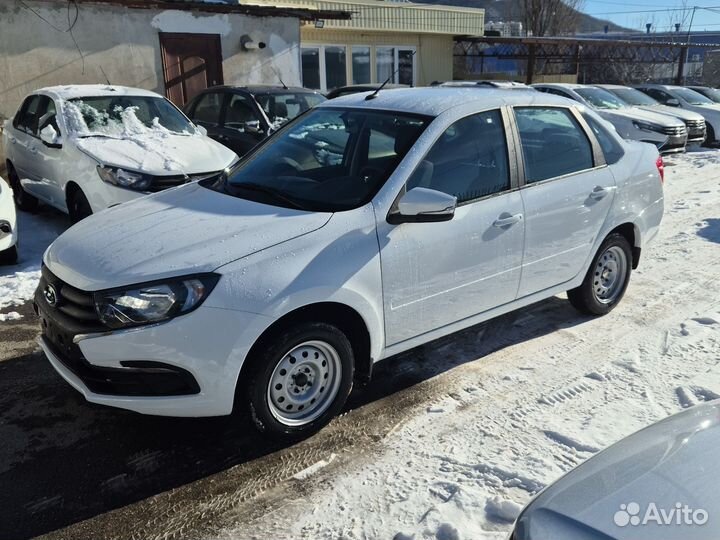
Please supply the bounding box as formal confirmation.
[2,85,237,222]
[35,88,664,440]
[0,175,18,264]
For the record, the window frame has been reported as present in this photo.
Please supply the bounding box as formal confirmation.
[14,94,45,136]
[301,44,348,92]
[389,106,520,219]
[376,46,417,86]
[508,105,605,188]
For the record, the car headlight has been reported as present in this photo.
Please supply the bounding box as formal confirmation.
[632,120,664,133]
[97,165,153,191]
[94,274,219,329]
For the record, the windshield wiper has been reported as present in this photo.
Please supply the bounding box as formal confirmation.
[227,182,309,211]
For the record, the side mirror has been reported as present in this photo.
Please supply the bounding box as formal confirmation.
[39,120,62,149]
[388,187,457,224]
[195,125,208,136]
[666,98,680,107]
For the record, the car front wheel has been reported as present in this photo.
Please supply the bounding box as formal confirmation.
[0,245,18,265]
[567,233,632,315]
[68,189,93,223]
[243,322,354,440]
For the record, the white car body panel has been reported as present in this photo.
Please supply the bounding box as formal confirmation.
[0,176,18,253]
[39,88,665,417]
[1,85,237,216]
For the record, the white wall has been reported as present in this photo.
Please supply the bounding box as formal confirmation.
[0,1,302,120]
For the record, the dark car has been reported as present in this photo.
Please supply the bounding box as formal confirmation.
[184,85,326,157]
[325,84,408,100]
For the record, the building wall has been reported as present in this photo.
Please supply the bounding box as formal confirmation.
[0,1,301,121]
[301,28,453,86]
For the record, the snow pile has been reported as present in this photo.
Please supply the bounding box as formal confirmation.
[0,210,67,317]
[0,311,22,322]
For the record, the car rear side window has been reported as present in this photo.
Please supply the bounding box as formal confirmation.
[581,113,624,165]
[514,107,594,183]
[191,92,223,127]
[406,109,510,203]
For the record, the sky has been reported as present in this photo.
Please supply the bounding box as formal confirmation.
[582,0,720,34]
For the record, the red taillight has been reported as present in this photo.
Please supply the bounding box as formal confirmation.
[656,155,665,183]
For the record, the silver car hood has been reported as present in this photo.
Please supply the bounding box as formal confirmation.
[44,183,332,291]
[603,107,684,127]
[514,401,720,540]
[638,105,705,122]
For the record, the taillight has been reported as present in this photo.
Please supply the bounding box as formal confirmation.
[656,155,665,183]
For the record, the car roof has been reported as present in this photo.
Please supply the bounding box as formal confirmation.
[317,86,573,116]
[36,84,162,101]
[595,84,629,90]
[439,80,529,88]
[532,83,585,90]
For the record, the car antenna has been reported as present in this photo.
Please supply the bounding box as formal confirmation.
[99,65,112,86]
[273,68,288,90]
[366,50,415,101]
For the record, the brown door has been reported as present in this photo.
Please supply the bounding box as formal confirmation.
[160,33,224,106]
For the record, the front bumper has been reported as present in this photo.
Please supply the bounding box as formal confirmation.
[35,269,274,417]
[658,133,687,154]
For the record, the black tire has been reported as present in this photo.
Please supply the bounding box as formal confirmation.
[567,233,632,316]
[703,124,716,148]
[0,245,18,265]
[68,188,93,224]
[7,163,38,212]
[242,322,354,441]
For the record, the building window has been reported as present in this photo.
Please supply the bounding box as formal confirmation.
[376,46,416,85]
[325,46,347,90]
[352,46,371,84]
[301,47,321,90]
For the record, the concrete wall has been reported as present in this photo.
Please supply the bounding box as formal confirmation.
[0,1,302,121]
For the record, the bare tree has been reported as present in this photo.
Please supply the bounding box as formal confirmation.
[519,0,585,36]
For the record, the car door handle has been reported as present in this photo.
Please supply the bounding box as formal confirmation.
[29,146,38,154]
[589,186,613,200]
[493,213,523,228]
[8,136,16,144]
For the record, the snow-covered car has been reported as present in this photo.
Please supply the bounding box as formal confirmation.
[635,84,720,146]
[598,84,707,144]
[0,175,18,264]
[2,85,237,222]
[533,83,689,153]
[510,400,720,540]
[35,88,664,440]
[184,85,326,157]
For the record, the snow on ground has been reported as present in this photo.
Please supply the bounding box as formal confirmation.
[211,151,720,540]
[0,208,67,314]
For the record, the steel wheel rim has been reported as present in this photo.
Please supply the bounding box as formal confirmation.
[267,340,342,426]
[593,246,627,304]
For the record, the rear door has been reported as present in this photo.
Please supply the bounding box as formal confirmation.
[513,106,616,297]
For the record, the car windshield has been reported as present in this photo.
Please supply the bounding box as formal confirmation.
[254,92,327,130]
[63,95,194,136]
[610,88,658,106]
[575,88,626,109]
[673,87,714,105]
[206,107,430,212]
[693,87,720,103]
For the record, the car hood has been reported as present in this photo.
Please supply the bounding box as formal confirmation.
[75,132,237,176]
[603,107,683,127]
[638,105,705,122]
[44,183,332,291]
[514,401,720,540]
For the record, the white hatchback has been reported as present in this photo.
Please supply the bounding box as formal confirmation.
[2,85,237,222]
[36,88,664,440]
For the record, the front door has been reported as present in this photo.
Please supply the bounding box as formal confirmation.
[378,109,524,346]
[513,106,616,297]
[160,33,224,107]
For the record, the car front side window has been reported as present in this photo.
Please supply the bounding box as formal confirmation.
[514,107,594,183]
[405,109,510,204]
[14,95,42,135]
[191,92,223,127]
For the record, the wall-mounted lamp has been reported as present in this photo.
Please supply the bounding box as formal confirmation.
[241,34,267,51]
[315,19,325,29]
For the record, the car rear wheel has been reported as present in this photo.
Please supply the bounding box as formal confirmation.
[0,245,18,265]
[243,322,354,440]
[567,233,632,316]
[68,189,93,223]
[7,163,38,212]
